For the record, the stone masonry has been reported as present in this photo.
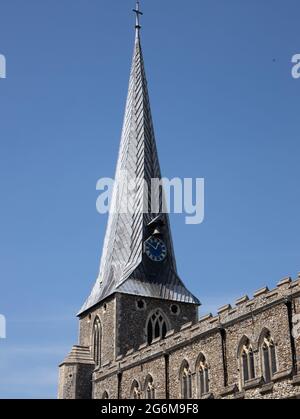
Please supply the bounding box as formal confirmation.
[59,275,300,399]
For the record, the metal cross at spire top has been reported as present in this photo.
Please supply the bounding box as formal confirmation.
[133,1,143,30]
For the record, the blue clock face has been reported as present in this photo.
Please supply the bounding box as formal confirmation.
[145,237,167,262]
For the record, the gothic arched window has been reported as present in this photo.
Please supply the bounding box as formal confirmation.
[196,353,209,396]
[102,391,109,399]
[93,317,102,367]
[239,338,255,384]
[146,310,169,345]
[145,375,155,399]
[131,380,141,400]
[260,331,277,383]
[180,361,192,399]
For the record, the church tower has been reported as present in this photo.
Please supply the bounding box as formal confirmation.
[58,2,199,399]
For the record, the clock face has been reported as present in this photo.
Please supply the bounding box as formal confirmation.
[145,237,167,262]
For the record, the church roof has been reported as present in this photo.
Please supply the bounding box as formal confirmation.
[78,4,200,315]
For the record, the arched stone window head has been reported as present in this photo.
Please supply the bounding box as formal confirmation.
[260,331,277,383]
[239,338,255,384]
[93,317,102,367]
[197,353,209,396]
[131,380,141,400]
[145,375,155,399]
[146,310,169,345]
[180,361,192,399]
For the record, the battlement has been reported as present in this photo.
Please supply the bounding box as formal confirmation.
[93,274,300,382]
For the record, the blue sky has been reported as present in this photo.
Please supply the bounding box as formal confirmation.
[0,0,300,398]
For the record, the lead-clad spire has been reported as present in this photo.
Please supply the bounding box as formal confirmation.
[79,4,199,315]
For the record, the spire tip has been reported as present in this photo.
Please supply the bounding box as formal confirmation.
[133,0,143,32]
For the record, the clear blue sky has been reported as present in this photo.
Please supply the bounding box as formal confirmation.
[0,0,299,399]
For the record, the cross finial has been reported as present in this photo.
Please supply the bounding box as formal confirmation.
[133,1,143,31]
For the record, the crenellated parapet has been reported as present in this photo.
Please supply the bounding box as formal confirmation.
[93,274,300,386]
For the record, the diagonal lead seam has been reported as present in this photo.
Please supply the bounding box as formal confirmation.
[78,33,199,315]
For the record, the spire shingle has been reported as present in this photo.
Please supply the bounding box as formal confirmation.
[79,21,199,315]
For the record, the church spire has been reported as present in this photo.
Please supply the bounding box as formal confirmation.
[78,3,199,315]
